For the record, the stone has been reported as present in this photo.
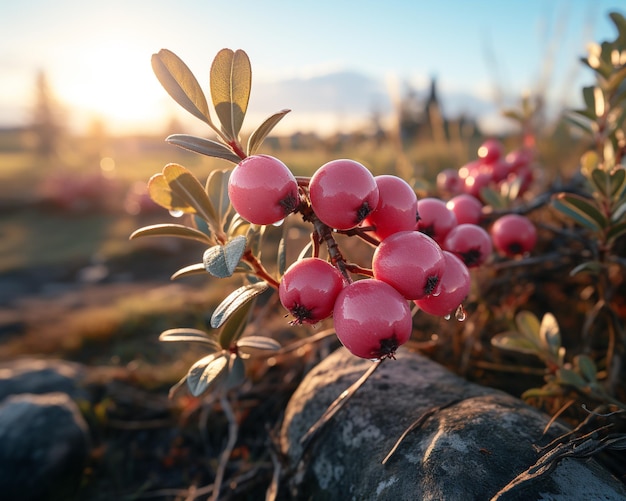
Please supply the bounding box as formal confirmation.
[0,358,87,403]
[280,348,626,500]
[0,392,91,501]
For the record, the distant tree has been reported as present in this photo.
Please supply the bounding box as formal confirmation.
[30,70,65,159]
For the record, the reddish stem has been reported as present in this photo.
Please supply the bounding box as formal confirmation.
[229,141,248,160]
[242,249,280,289]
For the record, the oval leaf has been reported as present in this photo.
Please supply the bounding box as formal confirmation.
[171,263,207,280]
[552,193,607,230]
[129,223,213,244]
[160,328,222,351]
[237,335,281,353]
[515,310,541,344]
[575,355,597,383]
[163,163,219,229]
[491,332,539,356]
[225,354,246,389]
[247,109,291,155]
[166,134,241,164]
[152,49,212,126]
[556,368,587,389]
[610,168,626,198]
[148,173,194,213]
[205,169,232,228]
[203,235,247,278]
[211,281,269,329]
[210,49,252,141]
[187,354,228,397]
[218,293,255,349]
[569,260,603,277]
[539,313,561,356]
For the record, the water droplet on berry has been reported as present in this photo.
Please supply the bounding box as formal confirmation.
[273,218,285,227]
[169,209,184,218]
[455,304,466,322]
[444,313,451,321]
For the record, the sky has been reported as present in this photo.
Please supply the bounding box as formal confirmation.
[1,0,625,136]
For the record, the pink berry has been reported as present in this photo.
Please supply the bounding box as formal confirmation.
[228,154,298,225]
[415,251,470,317]
[443,223,493,268]
[490,214,537,257]
[309,159,379,230]
[373,230,445,300]
[363,175,418,240]
[436,168,463,195]
[477,138,504,164]
[333,279,412,360]
[446,194,483,225]
[416,197,458,244]
[279,258,345,324]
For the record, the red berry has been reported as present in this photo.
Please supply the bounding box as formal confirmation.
[436,168,463,195]
[477,138,504,164]
[443,223,492,267]
[373,230,445,300]
[279,257,345,324]
[228,154,298,225]
[363,175,418,240]
[490,214,537,257]
[415,251,470,317]
[309,159,379,230]
[333,279,412,360]
[446,194,483,225]
[416,197,458,244]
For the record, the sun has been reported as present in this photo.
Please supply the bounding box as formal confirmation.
[55,39,167,134]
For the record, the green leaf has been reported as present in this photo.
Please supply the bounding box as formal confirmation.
[575,355,597,383]
[521,387,560,399]
[171,263,207,280]
[552,193,607,230]
[225,354,246,389]
[211,281,269,329]
[186,353,228,396]
[610,168,626,199]
[582,86,597,118]
[277,237,287,276]
[162,163,219,229]
[491,332,539,355]
[205,169,232,229]
[151,49,212,126]
[606,65,626,94]
[237,335,281,354]
[210,48,252,141]
[539,313,561,356]
[147,173,195,213]
[218,289,259,349]
[247,109,291,155]
[556,368,587,389]
[159,328,222,351]
[590,168,609,195]
[203,235,247,278]
[569,261,603,277]
[515,310,541,345]
[607,221,626,243]
[166,134,241,164]
[129,223,213,244]
[479,186,507,210]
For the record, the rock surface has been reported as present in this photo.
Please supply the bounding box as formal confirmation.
[0,392,91,501]
[280,348,626,500]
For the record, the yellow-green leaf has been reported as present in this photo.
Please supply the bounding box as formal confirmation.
[205,169,232,229]
[147,173,195,213]
[162,163,219,229]
[171,263,206,280]
[552,193,607,230]
[151,49,212,126]
[129,223,213,244]
[166,134,241,164]
[210,48,251,141]
[247,109,291,155]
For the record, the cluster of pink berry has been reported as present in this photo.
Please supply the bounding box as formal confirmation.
[227,154,495,360]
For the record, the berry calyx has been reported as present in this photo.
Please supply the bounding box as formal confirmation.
[372,230,445,300]
[333,279,412,360]
[228,154,299,225]
[279,257,345,325]
[308,159,379,230]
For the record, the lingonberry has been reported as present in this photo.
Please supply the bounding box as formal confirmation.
[416,197,458,244]
[308,159,379,230]
[363,174,418,240]
[279,257,345,324]
[415,251,470,317]
[477,138,504,164]
[372,230,445,300]
[333,278,412,360]
[443,223,492,267]
[446,194,483,225]
[490,214,537,257]
[436,168,463,196]
[228,154,299,225]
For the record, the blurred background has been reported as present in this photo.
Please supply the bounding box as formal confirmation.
[1,0,625,497]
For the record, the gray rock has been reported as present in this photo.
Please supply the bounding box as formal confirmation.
[280,348,626,500]
[0,392,91,501]
[0,358,87,402]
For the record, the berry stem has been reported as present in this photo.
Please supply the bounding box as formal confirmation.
[228,140,248,160]
[242,249,280,289]
[339,226,381,247]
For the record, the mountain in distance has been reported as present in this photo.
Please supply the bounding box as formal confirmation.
[245,70,500,136]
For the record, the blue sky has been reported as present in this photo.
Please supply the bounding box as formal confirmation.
[1,0,624,135]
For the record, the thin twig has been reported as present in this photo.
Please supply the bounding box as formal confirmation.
[209,393,239,501]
